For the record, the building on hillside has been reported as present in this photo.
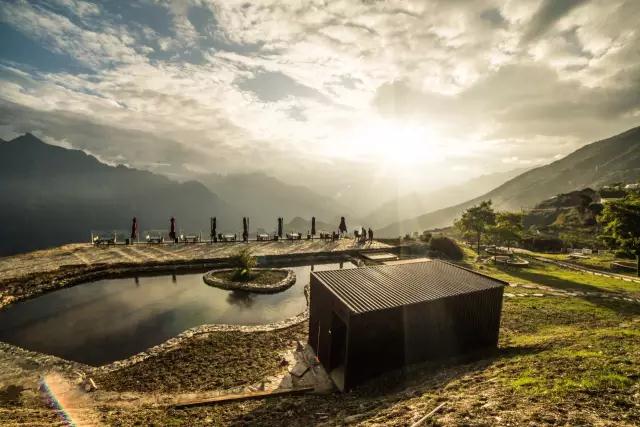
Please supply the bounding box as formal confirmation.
[308,260,506,391]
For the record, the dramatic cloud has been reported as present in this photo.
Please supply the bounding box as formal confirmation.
[0,0,638,194]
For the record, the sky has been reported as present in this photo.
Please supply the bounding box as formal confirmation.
[0,0,639,196]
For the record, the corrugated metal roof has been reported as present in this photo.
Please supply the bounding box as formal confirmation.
[312,260,506,314]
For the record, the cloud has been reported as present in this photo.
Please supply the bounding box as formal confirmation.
[0,0,639,199]
[521,0,589,44]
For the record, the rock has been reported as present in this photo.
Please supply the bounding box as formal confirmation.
[83,378,97,392]
[344,413,368,424]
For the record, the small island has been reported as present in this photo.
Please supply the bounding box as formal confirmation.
[203,248,296,293]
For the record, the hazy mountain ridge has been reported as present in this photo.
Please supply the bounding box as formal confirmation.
[0,134,237,255]
[200,172,353,231]
[378,126,640,237]
[284,217,335,234]
[363,168,529,229]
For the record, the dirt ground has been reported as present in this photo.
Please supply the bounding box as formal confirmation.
[94,323,307,393]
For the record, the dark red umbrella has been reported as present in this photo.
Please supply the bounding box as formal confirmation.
[131,217,138,240]
[170,217,176,240]
[243,217,249,242]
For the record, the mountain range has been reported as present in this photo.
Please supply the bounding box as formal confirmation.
[362,168,529,229]
[0,134,237,255]
[198,172,350,232]
[378,125,640,237]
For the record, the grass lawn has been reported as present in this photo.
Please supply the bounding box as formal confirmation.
[531,250,638,274]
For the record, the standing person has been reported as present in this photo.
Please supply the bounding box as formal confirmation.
[169,217,176,242]
[368,227,373,243]
[130,217,138,243]
[361,226,367,244]
[339,217,347,237]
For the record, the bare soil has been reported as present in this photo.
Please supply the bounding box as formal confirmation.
[94,323,307,393]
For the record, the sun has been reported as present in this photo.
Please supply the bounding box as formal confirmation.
[342,118,444,167]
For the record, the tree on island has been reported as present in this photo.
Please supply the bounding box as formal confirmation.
[598,195,640,276]
[455,200,496,255]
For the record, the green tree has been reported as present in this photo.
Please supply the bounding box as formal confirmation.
[455,200,496,255]
[598,196,640,276]
[491,211,523,251]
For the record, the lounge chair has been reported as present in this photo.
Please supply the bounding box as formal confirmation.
[146,235,164,244]
[180,234,200,243]
[93,235,116,245]
[257,233,270,241]
[286,232,302,240]
[219,233,237,242]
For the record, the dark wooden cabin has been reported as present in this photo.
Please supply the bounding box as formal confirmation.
[309,260,506,390]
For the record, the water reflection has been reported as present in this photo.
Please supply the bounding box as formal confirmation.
[0,262,354,366]
[226,291,255,308]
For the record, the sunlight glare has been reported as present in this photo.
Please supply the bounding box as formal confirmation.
[342,119,445,167]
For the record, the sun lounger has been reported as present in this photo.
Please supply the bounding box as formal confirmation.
[286,232,302,240]
[257,233,270,241]
[146,235,164,244]
[180,235,200,243]
[93,236,116,245]
[219,233,237,242]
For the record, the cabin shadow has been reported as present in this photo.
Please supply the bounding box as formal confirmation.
[219,344,544,426]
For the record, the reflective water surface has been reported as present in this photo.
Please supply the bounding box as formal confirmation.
[0,261,354,365]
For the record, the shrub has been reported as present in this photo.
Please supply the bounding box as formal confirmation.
[429,236,463,260]
[232,247,257,281]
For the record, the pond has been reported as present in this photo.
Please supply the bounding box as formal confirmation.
[0,261,355,366]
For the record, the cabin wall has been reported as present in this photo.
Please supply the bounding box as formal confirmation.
[402,287,504,364]
[345,308,405,390]
[308,275,351,372]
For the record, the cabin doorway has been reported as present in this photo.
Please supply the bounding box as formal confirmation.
[329,312,347,390]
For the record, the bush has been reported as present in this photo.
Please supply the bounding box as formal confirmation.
[429,236,463,260]
[521,237,563,252]
[232,248,257,281]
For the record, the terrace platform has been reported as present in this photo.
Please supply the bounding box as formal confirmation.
[0,240,391,283]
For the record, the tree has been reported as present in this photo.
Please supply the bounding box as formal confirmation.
[598,196,640,276]
[455,200,496,255]
[491,211,523,251]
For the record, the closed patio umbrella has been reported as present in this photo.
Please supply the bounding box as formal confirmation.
[170,217,176,241]
[277,217,283,238]
[243,217,249,242]
[130,217,138,241]
[211,217,216,242]
[311,217,316,236]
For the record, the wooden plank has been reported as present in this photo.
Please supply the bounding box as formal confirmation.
[410,402,446,427]
[173,387,314,408]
